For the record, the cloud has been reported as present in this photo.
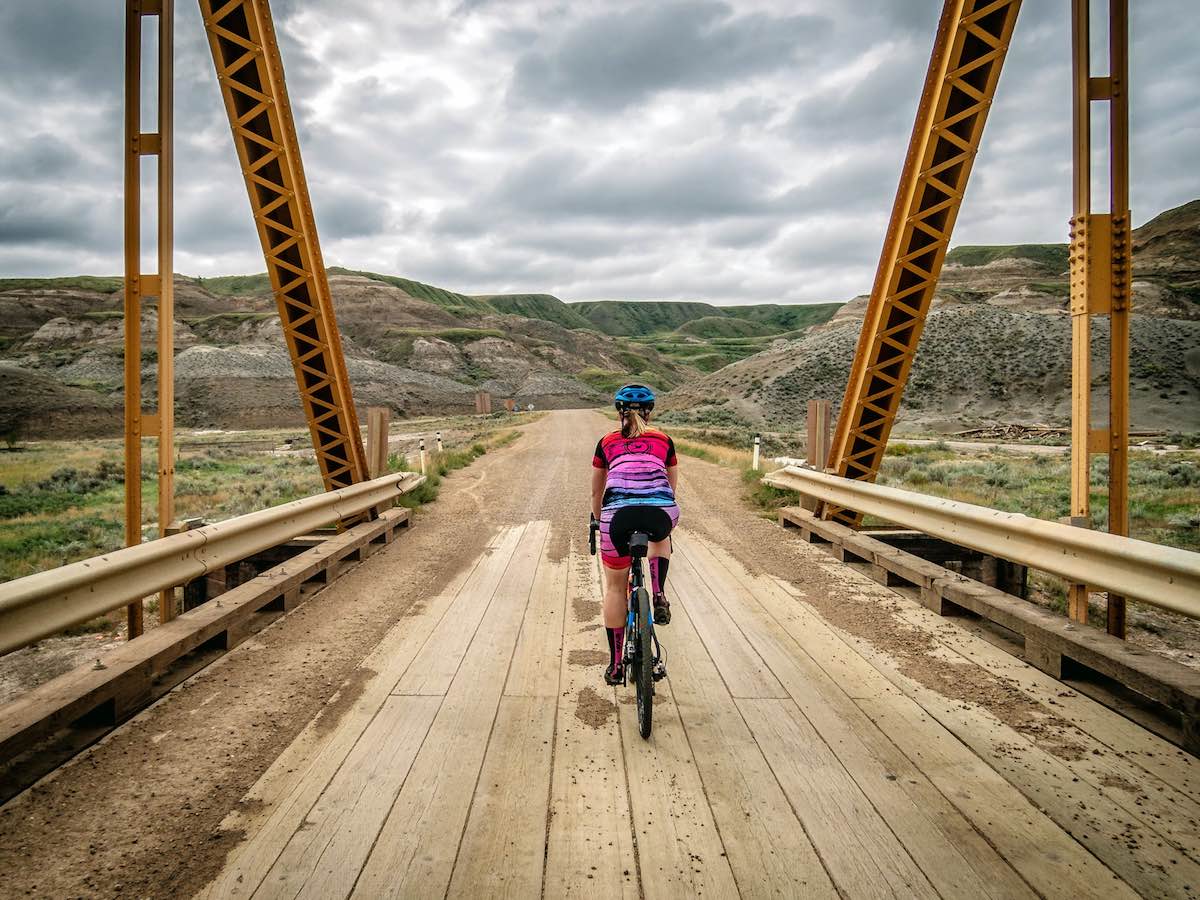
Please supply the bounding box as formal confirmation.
[510,2,831,111]
[0,0,1195,303]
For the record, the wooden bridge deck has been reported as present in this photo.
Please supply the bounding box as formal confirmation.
[199,519,1200,899]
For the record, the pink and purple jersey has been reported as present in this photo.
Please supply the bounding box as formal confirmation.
[592,430,678,510]
[593,429,680,569]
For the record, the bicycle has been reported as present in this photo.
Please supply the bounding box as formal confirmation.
[591,511,668,739]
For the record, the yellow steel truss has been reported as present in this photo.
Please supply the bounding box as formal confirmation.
[824,0,1021,526]
[198,0,368,494]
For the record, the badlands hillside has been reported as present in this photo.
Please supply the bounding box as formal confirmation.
[1,199,1196,440]
[664,200,1200,434]
[0,271,681,438]
[0,268,834,439]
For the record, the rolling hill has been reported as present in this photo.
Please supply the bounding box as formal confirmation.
[664,199,1200,433]
[0,268,845,439]
[0,272,693,437]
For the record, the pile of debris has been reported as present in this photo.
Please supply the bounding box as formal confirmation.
[953,423,1165,441]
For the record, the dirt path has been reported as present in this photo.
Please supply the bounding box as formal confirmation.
[0,410,591,900]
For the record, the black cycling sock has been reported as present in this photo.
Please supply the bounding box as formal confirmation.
[655,557,670,596]
[605,627,616,666]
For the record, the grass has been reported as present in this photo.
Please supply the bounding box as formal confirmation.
[478,294,592,329]
[944,243,1069,270]
[194,273,274,296]
[875,444,1200,552]
[0,419,525,584]
[0,275,123,294]
[673,431,1199,553]
[332,269,493,314]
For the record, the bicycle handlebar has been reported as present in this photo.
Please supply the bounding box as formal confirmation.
[588,514,599,556]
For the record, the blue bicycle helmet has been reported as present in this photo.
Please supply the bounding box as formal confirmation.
[614,383,656,412]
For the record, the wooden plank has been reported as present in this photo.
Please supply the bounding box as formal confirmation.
[664,598,838,897]
[544,544,638,899]
[351,522,549,898]
[446,696,556,897]
[666,537,786,699]
[755,577,1138,898]
[890,594,1200,808]
[256,695,441,899]
[395,523,531,695]
[198,525,518,899]
[781,506,1200,726]
[504,550,567,698]
[616,612,741,897]
[681,535,1033,899]
[738,698,936,898]
[832,609,1200,897]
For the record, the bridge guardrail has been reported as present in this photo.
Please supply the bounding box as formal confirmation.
[0,472,425,656]
[763,466,1200,619]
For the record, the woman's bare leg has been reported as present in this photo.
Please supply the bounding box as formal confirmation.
[602,564,630,629]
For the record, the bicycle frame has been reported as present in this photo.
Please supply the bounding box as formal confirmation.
[623,545,660,676]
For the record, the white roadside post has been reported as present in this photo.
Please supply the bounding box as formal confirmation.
[419,438,427,475]
[436,431,444,452]
[752,434,761,471]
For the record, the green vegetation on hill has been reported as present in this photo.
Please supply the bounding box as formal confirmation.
[568,298,839,338]
[340,270,494,314]
[945,244,1069,271]
[564,298,841,372]
[196,273,273,296]
[0,276,123,294]
[480,293,593,329]
[674,316,775,339]
[190,268,496,314]
[572,300,723,336]
[732,302,843,331]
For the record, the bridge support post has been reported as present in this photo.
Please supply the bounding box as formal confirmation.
[1068,0,1131,637]
[124,0,176,637]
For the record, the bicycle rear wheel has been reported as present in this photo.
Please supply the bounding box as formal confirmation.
[633,586,653,739]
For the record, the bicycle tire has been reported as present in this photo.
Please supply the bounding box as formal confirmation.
[634,586,653,739]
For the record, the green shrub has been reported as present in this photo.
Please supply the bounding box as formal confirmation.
[741,466,797,512]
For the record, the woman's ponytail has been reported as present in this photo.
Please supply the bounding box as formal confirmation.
[621,409,649,439]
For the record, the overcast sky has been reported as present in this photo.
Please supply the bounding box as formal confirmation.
[0,1,1196,304]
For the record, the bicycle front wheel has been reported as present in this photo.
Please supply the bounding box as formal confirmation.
[634,586,653,739]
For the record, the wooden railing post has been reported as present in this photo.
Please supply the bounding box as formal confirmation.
[803,400,832,512]
[366,407,390,479]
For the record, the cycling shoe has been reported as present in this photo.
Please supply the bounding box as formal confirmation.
[653,593,671,625]
[604,663,624,686]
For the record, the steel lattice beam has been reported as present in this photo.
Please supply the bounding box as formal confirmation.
[199,0,368,494]
[824,0,1021,526]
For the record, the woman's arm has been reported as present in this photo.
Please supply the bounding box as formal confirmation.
[591,467,606,520]
[667,464,678,494]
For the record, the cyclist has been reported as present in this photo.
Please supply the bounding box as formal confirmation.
[591,383,679,685]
